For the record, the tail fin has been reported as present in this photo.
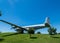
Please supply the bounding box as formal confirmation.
[45,17,50,24]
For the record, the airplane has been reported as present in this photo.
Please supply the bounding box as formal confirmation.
[0,17,51,34]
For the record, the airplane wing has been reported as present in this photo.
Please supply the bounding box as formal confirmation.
[0,20,27,31]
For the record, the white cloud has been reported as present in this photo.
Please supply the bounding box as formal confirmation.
[8,0,19,6]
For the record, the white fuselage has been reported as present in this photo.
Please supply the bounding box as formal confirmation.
[22,24,46,30]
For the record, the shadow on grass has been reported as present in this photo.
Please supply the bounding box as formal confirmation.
[0,38,4,42]
[30,37,37,39]
[49,35,60,38]
[3,33,19,37]
[52,36,60,38]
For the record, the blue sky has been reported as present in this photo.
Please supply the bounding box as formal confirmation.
[0,0,60,34]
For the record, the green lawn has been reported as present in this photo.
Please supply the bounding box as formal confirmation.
[0,33,60,43]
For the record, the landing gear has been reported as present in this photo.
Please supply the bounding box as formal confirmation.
[28,30,34,34]
[15,29,24,34]
[28,28,35,34]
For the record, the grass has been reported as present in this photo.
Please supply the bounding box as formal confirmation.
[0,33,60,43]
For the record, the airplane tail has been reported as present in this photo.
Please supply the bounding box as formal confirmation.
[44,17,50,24]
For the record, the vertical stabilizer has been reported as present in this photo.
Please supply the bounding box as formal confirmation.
[45,17,50,24]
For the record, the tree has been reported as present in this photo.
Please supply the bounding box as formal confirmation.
[48,27,52,35]
[48,27,57,35]
[52,27,57,34]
